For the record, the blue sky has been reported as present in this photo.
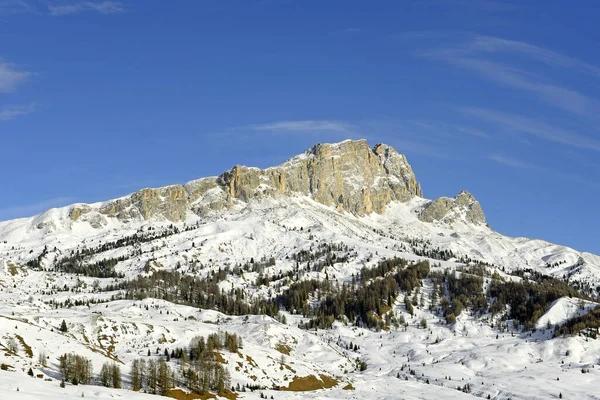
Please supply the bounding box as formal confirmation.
[1,0,599,253]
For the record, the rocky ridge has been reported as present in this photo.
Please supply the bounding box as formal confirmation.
[419,190,487,226]
[64,139,484,228]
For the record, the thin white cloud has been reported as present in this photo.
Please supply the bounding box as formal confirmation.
[0,0,35,15]
[250,120,356,134]
[0,61,31,93]
[390,138,455,159]
[461,107,600,152]
[557,172,598,188]
[471,36,600,78]
[419,34,600,119]
[487,154,597,187]
[487,154,544,171]
[424,52,600,118]
[332,28,363,35]
[455,126,491,139]
[424,0,518,13]
[49,1,123,16]
[0,104,35,121]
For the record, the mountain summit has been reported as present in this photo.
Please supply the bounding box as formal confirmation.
[418,190,487,226]
[65,139,442,226]
[17,139,488,232]
[218,139,423,215]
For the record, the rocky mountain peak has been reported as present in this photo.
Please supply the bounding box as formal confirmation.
[216,139,422,215]
[418,190,487,226]
[61,139,484,228]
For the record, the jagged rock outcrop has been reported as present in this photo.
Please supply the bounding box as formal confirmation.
[217,139,423,215]
[68,139,424,223]
[418,190,487,225]
[67,139,484,227]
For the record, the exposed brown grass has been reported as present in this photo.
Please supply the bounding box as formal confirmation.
[245,355,258,368]
[214,352,228,364]
[15,335,32,358]
[275,342,292,355]
[165,389,215,400]
[342,383,355,390]
[7,263,18,276]
[279,374,338,391]
[282,363,296,373]
[319,374,338,388]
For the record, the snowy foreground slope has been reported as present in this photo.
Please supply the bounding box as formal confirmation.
[0,140,599,399]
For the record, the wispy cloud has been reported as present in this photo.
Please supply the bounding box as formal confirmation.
[487,154,597,187]
[558,172,598,188]
[249,120,356,134]
[470,36,600,78]
[423,50,600,119]
[49,1,123,16]
[0,61,31,93]
[418,34,600,120]
[455,125,491,139]
[390,138,456,159]
[332,27,363,35]
[0,0,124,16]
[487,154,544,171]
[0,0,35,15]
[0,196,74,221]
[424,0,518,13]
[0,104,35,121]
[461,107,600,152]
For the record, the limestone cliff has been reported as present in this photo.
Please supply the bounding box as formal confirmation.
[66,139,484,227]
[418,190,487,225]
[216,139,422,215]
[67,139,424,224]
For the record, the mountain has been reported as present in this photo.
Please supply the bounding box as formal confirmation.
[0,139,596,283]
[1,139,600,400]
[63,139,424,226]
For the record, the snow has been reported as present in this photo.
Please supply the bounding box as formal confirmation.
[1,179,600,398]
[536,297,599,330]
[0,370,160,400]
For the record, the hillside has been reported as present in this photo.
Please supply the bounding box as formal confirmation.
[0,139,599,399]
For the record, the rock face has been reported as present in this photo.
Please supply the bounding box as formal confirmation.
[66,139,485,227]
[68,139,424,224]
[418,190,487,225]
[217,139,423,215]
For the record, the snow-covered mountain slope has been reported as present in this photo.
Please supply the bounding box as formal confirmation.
[1,139,598,289]
[1,193,598,291]
[536,297,599,330]
[1,139,600,399]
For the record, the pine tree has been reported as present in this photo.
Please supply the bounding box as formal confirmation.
[147,359,157,394]
[60,320,68,333]
[100,362,121,388]
[58,353,92,385]
[157,359,171,395]
[131,359,142,391]
[100,363,110,387]
[111,363,122,388]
